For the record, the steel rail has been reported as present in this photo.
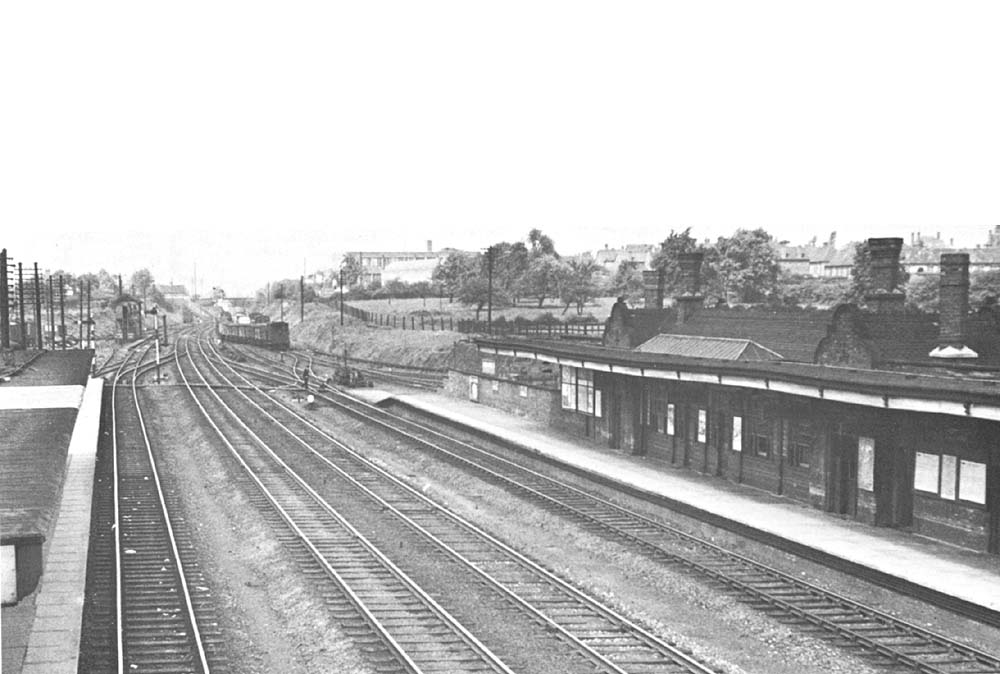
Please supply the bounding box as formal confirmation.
[219,343,1000,674]
[176,334,514,674]
[203,336,719,674]
[111,343,213,673]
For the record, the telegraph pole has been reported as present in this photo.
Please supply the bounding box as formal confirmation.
[300,275,305,322]
[18,263,26,349]
[86,280,92,348]
[0,249,9,349]
[339,269,344,326]
[79,279,84,346]
[59,275,66,350]
[486,245,494,334]
[48,276,55,349]
[33,264,43,349]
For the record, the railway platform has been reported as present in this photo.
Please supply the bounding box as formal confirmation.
[1,350,101,674]
[352,387,1000,621]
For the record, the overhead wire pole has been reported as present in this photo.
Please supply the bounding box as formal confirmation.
[79,279,84,346]
[0,249,9,349]
[59,275,66,350]
[48,276,55,349]
[33,264,43,349]
[18,263,26,350]
[86,280,92,348]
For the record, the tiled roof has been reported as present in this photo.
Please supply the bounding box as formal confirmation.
[635,334,783,361]
[666,308,833,363]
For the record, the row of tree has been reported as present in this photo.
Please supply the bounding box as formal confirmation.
[333,228,1000,318]
[430,229,603,318]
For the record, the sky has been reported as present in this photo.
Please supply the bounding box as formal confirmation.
[2,1,998,295]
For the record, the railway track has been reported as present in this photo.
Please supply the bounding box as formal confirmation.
[189,332,720,674]
[177,334,520,674]
[304,349,446,389]
[220,341,1000,674]
[79,341,226,673]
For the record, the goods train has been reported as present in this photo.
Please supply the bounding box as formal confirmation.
[217,320,290,350]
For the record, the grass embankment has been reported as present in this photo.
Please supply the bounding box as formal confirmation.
[348,296,619,322]
[261,300,461,369]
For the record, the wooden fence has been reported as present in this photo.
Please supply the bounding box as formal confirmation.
[335,301,604,339]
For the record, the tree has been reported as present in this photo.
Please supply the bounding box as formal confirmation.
[712,228,779,304]
[519,254,566,307]
[971,270,1000,309]
[559,259,600,314]
[93,269,116,294]
[340,254,364,287]
[130,268,155,301]
[456,274,509,321]
[494,241,530,300]
[528,228,557,257]
[610,260,645,303]
[432,251,477,301]
[905,275,939,312]
[650,228,700,295]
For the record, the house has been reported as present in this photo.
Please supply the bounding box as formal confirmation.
[156,284,188,300]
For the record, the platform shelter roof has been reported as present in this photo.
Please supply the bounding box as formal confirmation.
[475,336,1000,418]
[635,334,782,361]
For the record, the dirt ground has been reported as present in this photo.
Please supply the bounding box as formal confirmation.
[141,386,379,674]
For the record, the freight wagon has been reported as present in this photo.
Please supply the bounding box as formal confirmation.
[217,321,290,350]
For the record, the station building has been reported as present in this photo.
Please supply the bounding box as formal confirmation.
[459,239,1000,554]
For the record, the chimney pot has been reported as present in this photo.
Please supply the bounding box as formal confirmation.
[642,269,665,309]
[675,252,704,323]
[930,253,977,358]
[865,237,905,312]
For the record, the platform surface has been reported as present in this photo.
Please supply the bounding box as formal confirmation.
[0,351,93,545]
[1,350,97,674]
[368,389,1000,614]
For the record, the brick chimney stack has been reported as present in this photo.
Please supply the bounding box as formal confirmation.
[642,269,664,309]
[676,252,704,324]
[865,237,905,312]
[929,253,978,359]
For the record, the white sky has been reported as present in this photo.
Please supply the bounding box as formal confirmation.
[2,1,998,295]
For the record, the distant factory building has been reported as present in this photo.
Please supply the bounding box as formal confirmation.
[346,241,454,287]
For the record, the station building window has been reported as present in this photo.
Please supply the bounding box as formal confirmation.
[785,419,813,468]
[666,403,676,436]
[577,370,595,415]
[560,367,597,416]
[561,366,577,410]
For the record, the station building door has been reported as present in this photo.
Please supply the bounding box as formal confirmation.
[873,436,912,528]
[828,432,857,517]
[608,387,622,450]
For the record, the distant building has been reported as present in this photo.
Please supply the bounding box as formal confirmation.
[591,244,656,275]
[381,258,440,285]
[346,240,451,287]
[900,230,1000,276]
[156,284,188,300]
